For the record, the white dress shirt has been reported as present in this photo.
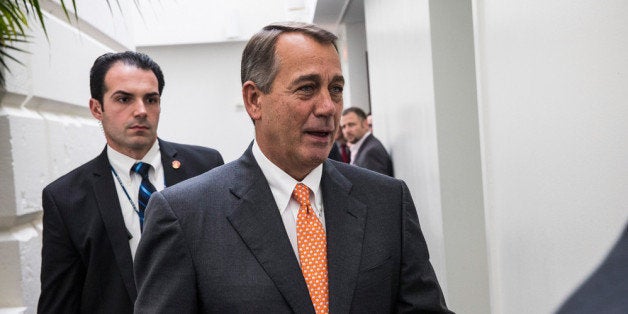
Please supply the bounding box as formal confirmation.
[349,130,371,165]
[108,140,165,259]
[252,140,325,263]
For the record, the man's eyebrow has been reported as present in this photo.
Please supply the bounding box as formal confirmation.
[290,74,321,87]
[110,90,133,97]
[109,91,160,97]
[331,75,345,85]
[289,74,345,87]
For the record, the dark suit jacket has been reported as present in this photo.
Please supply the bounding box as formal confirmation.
[353,133,394,177]
[328,141,342,162]
[555,221,628,314]
[134,144,451,313]
[38,139,224,313]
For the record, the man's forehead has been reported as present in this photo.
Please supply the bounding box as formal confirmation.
[343,112,361,120]
[105,62,155,79]
[104,63,157,84]
[276,33,338,57]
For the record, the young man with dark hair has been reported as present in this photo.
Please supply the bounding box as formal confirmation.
[38,51,224,313]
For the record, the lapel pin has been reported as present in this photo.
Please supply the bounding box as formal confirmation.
[172,160,181,169]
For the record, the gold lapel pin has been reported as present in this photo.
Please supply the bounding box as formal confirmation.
[172,160,181,169]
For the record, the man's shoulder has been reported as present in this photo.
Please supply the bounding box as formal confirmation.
[361,134,387,151]
[324,160,404,204]
[159,139,224,171]
[160,139,221,157]
[161,157,245,194]
[327,159,397,185]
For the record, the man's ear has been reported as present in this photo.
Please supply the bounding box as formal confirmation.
[242,81,262,122]
[89,98,103,121]
[361,117,370,129]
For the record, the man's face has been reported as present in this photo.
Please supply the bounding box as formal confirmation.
[341,112,369,144]
[247,33,344,180]
[90,62,161,159]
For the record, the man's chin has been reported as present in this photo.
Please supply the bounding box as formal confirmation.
[306,149,332,165]
[129,137,157,149]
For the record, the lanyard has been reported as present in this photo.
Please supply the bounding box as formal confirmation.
[111,166,141,215]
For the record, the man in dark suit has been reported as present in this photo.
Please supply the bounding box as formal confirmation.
[555,221,628,314]
[135,22,451,313]
[38,51,224,313]
[340,107,394,176]
[327,130,350,163]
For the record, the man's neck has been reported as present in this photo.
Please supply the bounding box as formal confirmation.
[107,140,157,160]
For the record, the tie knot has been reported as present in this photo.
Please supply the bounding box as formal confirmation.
[292,183,311,207]
[132,162,152,179]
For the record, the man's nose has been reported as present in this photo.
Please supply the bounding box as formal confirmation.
[314,90,337,116]
[134,100,148,116]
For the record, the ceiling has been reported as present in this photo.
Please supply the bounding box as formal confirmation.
[131,0,364,47]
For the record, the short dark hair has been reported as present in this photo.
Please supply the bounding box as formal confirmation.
[241,22,338,94]
[89,51,165,108]
[342,107,367,120]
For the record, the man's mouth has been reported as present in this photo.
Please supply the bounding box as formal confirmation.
[306,131,331,138]
[130,125,149,130]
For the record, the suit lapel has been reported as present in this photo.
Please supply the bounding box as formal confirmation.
[226,147,315,314]
[322,161,368,314]
[159,139,189,187]
[91,148,137,302]
[353,133,373,164]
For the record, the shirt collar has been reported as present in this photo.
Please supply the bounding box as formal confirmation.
[107,140,161,180]
[350,130,371,153]
[252,140,323,214]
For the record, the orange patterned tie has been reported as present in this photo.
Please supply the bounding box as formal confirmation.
[293,183,329,314]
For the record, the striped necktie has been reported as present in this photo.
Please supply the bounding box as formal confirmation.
[131,162,156,231]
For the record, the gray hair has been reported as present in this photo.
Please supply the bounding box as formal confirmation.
[241,22,338,93]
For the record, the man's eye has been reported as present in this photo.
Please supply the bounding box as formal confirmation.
[330,85,344,94]
[117,97,130,103]
[298,85,315,93]
[147,97,160,104]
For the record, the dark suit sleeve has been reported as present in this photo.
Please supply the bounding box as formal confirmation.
[134,191,198,313]
[555,222,628,314]
[397,182,453,313]
[38,188,83,313]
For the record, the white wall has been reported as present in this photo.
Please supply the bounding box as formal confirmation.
[361,0,628,313]
[337,22,370,111]
[363,0,450,300]
[138,42,254,162]
[363,1,492,312]
[132,0,317,46]
[0,3,134,312]
[474,0,628,313]
[429,1,490,313]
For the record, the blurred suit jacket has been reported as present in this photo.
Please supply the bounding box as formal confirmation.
[353,133,394,177]
[556,221,628,314]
